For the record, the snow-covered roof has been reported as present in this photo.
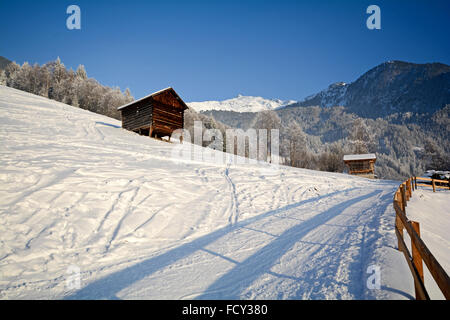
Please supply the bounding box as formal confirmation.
[343,153,376,161]
[117,87,188,111]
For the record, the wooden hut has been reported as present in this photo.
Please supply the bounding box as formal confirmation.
[117,87,188,139]
[343,153,377,179]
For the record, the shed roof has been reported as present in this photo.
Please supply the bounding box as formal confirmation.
[343,153,376,161]
[117,87,189,111]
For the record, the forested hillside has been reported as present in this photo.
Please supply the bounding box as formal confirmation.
[203,103,449,180]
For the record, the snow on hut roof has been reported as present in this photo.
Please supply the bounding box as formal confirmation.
[117,87,188,110]
[343,153,377,161]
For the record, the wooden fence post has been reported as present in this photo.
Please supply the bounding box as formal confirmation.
[395,191,401,210]
[405,180,409,201]
[414,176,417,189]
[400,184,407,211]
[408,179,412,198]
[393,181,450,300]
[411,221,424,299]
[395,211,403,250]
[432,179,436,192]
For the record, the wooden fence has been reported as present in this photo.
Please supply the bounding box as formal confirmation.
[393,176,450,300]
[412,176,450,192]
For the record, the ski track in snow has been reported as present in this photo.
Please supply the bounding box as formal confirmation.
[0,86,415,300]
[224,165,239,225]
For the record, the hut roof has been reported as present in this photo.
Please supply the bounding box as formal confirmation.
[117,87,189,111]
[343,153,376,161]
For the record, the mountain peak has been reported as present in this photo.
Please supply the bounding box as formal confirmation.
[188,95,297,113]
[296,60,450,117]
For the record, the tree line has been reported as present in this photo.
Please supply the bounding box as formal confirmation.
[0,58,133,119]
[185,109,376,173]
[251,110,379,173]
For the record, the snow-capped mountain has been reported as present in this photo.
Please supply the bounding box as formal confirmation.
[191,61,450,118]
[299,82,348,108]
[188,94,297,113]
[292,61,450,118]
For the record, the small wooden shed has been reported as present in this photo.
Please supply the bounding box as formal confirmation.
[343,153,377,179]
[117,87,188,138]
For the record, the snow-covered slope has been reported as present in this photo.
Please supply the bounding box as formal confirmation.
[298,82,348,108]
[188,94,297,113]
[0,85,414,300]
[405,188,450,300]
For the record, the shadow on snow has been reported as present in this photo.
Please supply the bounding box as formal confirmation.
[66,187,407,300]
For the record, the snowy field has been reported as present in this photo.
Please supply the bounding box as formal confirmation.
[405,188,450,299]
[0,85,415,299]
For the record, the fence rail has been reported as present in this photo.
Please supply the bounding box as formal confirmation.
[393,176,450,300]
[413,176,450,192]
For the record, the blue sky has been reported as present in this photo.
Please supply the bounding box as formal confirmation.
[1,0,449,101]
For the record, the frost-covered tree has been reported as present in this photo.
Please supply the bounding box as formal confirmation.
[5,61,20,88]
[14,62,33,92]
[0,70,6,85]
[48,57,69,102]
[252,110,281,131]
[61,69,76,105]
[4,61,20,87]
[424,137,449,170]
[124,88,133,102]
[348,118,377,154]
[40,66,51,97]
[29,64,42,95]
[252,110,281,162]
[1,57,134,121]
[75,64,87,80]
[286,121,308,167]
[319,143,345,172]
